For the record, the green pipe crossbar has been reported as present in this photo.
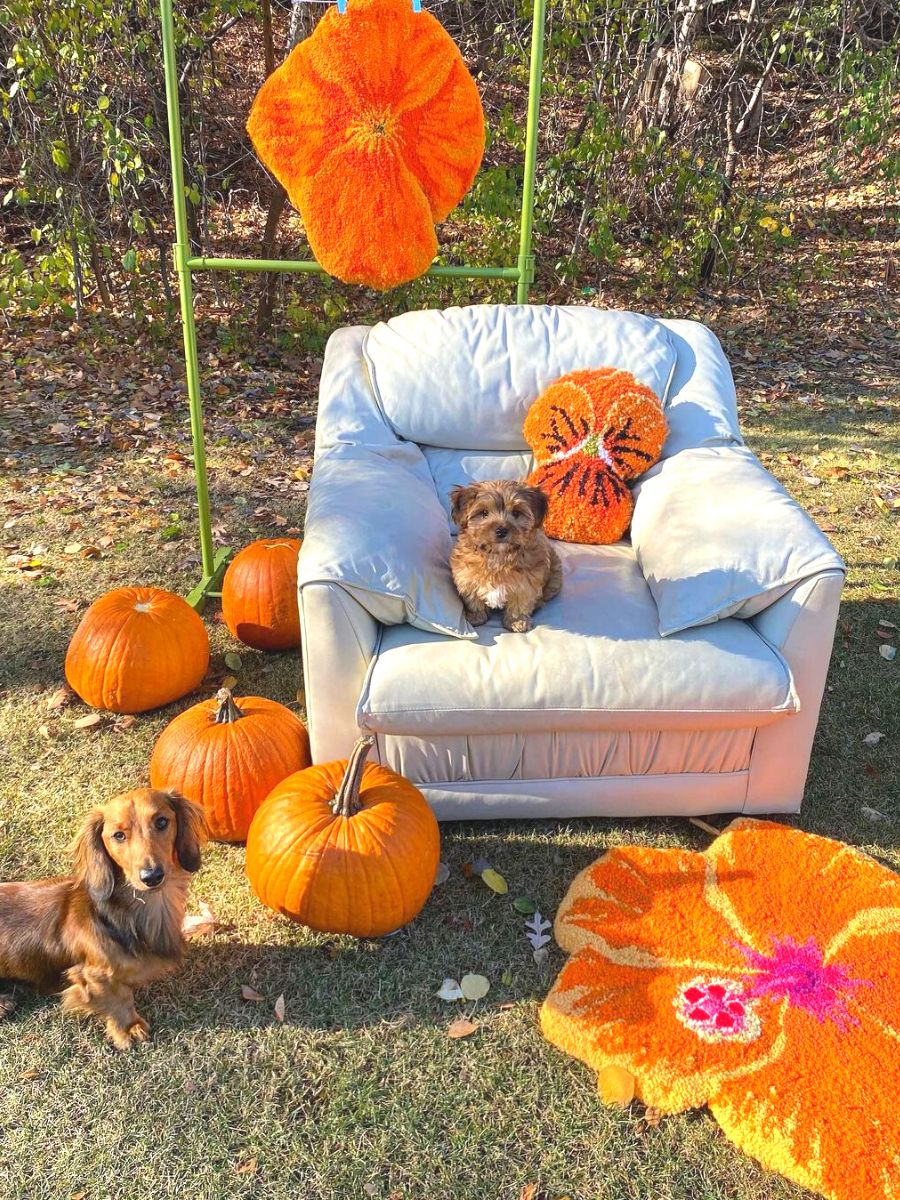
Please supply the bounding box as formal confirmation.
[159,0,547,610]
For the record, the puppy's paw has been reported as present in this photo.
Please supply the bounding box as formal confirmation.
[503,612,534,633]
[465,605,489,627]
[0,993,16,1021]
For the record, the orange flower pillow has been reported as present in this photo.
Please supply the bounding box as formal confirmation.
[247,0,485,291]
[524,368,667,544]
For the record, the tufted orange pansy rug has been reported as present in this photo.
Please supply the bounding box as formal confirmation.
[541,819,900,1199]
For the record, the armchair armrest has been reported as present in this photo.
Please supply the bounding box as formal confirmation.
[299,582,379,763]
[631,445,845,636]
[298,442,473,640]
[745,569,845,813]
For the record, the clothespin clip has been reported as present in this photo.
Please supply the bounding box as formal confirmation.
[336,0,346,12]
[412,0,422,10]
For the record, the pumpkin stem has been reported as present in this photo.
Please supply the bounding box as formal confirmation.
[213,687,245,724]
[333,735,375,818]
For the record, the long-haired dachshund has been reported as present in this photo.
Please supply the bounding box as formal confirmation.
[0,788,206,1049]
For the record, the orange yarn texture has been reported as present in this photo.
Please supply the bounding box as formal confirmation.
[541,819,900,1200]
[247,0,485,290]
[524,367,667,544]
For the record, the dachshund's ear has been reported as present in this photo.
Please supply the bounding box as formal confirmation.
[449,484,478,528]
[166,791,207,873]
[521,485,549,529]
[70,811,116,904]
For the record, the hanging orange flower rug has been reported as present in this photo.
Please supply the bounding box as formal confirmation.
[247,0,485,290]
[541,819,900,1199]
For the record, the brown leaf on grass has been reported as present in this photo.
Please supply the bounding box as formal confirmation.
[644,1105,663,1128]
[520,1186,539,1200]
[182,902,232,939]
[447,1018,479,1039]
[38,724,54,741]
[274,994,286,1023]
[240,985,264,1002]
[47,685,73,710]
[79,545,102,560]
[113,714,136,733]
[689,816,722,837]
[72,713,103,731]
[234,1157,258,1175]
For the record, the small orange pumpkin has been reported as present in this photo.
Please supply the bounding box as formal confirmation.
[246,736,440,938]
[65,586,209,713]
[149,688,311,842]
[221,539,302,651]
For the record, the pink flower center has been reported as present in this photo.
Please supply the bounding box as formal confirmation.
[740,936,870,1028]
[674,977,761,1043]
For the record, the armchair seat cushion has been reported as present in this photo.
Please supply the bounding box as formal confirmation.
[358,542,798,737]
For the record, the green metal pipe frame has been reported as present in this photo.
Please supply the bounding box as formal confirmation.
[159,0,547,609]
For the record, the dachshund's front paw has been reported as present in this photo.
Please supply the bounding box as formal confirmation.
[0,993,16,1021]
[107,1015,151,1050]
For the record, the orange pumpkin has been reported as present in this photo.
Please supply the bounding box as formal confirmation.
[221,539,302,651]
[246,0,485,290]
[246,736,440,938]
[524,367,668,545]
[65,586,209,713]
[149,688,311,842]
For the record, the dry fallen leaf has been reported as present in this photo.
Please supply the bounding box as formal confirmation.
[240,985,264,1002]
[72,713,103,731]
[433,862,450,887]
[863,731,885,747]
[519,1186,538,1200]
[481,867,509,895]
[113,714,137,733]
[234,1157,258,1176]
[447,1018,479,1039]
[182,902,229,939]
[436,978,465,1002]
[460,973,490,1001]
[597,1064,636,1107]
[861,806,889,823]
[47,685,73,710]
[878,644,896,661]
[689,817,722,837]
[274,994,286,1023]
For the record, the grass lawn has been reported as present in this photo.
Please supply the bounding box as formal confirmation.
[1,264,898,1198]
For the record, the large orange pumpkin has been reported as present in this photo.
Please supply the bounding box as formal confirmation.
[246,0,485,290]
[221,539,302,651]
[246,736,440,938]
[65,586,209,713]
[149,688,311,842]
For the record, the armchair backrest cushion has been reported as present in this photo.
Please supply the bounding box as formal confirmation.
[362,304,678,451]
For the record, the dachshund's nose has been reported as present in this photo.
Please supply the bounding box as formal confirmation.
[495,526,509,540]
[139,866,165,888]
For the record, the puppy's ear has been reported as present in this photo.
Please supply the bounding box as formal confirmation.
[167,791,207,873]
[70,811,116,904]
[522,485,549,529]
[449,484,478,528]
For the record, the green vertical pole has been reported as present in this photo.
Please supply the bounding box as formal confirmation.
[160,0,218,592]
[516,0,546,304]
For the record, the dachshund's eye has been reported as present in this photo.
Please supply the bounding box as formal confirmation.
[111,831,126,843]
[154,816,170,831]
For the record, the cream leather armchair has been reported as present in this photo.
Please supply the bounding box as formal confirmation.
[298,305,844,820]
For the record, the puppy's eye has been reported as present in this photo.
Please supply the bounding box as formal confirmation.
[111,831,127,843]
[154,816,170,831]
[477,508,489,518]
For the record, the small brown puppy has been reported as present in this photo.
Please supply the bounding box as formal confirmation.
[450,479,562,632]
[0,788,206,1050]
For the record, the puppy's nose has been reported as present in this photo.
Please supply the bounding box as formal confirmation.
[495,526,509,541]
[139,866,165,888]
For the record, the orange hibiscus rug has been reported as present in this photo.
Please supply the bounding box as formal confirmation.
[541,819,900,1199]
